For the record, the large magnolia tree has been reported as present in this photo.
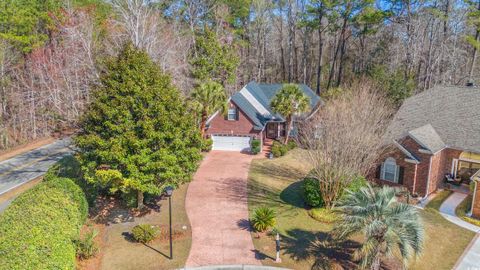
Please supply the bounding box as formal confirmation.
[299,81,394,208]
[75,43,202,209]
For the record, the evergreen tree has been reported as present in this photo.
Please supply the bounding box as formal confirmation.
[75,43,202,209]
[189,27,239,86]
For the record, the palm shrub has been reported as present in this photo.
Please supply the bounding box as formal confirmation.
[270,84,310,143]
[251,206,276,232]
[334,184,424,270]
[132,224,159,243]
[76,228,99,260]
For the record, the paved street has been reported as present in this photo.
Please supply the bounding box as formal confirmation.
[0,138,73,196]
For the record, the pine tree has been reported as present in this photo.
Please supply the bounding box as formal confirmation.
[75,43,202,208]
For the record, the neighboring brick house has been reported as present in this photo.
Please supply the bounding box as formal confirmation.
[371,86,480,218]
[205,81,321,151]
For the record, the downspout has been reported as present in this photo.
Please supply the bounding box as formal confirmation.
[469,180,477,217]
[412,163,418,195]
[423,155,433,199]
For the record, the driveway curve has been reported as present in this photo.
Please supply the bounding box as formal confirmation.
[185,151,260,267]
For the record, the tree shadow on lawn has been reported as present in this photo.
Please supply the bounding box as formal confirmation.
[252,161,307,182]
[281,228,360,269]
[121,231,170,259]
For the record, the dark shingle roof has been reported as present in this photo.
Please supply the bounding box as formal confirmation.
[231,81,321,129]
[387,86,480,153]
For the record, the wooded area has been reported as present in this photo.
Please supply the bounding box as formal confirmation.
[0,0,479,150]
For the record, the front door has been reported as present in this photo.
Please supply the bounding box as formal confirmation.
[266,123,277,139]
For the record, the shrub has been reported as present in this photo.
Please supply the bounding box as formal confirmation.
[44,156,98,205]
[132,224,159,243]
[0,177,87,269]
[251,139,261,154]
[286,140,297,150]
[251,206,276,232]
[271,141,288,157]
[308,208,338,223]
[303,177,323,207]
[340,176,368,200]
[76,228,99,260]
[201,138,213,152]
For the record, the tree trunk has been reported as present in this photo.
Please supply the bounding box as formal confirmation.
[137,190,144,209]
[284,116,293,144]
[469,1,480,82]
[316,10,324,95]
[199,109,207,138]
[336,36,347,87]
[371,256,381,270]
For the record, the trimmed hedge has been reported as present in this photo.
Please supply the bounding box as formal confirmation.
[0,177,87,270]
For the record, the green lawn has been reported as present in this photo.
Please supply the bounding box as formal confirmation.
[425,189,453,211]
[247,149,475,270]
[455,195,480,227]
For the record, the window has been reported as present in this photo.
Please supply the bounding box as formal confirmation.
[381,157,398,182]
[227,108,237,121]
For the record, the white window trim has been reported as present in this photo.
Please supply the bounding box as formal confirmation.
[381,158,399,183]
[227,108,237,121]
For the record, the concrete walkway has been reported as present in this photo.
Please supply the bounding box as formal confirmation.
[438,192,480,270]
[185,151,260,267]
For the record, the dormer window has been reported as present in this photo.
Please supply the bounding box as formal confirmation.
[227,108,237,121]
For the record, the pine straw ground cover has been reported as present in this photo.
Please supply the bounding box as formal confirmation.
[78,183,192,270]
[247,149,475,270]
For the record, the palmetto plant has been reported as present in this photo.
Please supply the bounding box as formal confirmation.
[270,84,310,144]
[251,206,276,232]
[334,184,424,270]
[190,80,227,138]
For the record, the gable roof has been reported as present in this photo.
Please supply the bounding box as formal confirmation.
[231,81,321,130]
[386,86,480,153]
[408,124,446,153]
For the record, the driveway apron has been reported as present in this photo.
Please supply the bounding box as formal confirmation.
[185,151,260,267]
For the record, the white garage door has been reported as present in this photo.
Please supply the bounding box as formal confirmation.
[211,135,251,151]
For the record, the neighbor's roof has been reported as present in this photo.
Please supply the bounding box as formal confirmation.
[386,86,480,153]
[231,81,321,130]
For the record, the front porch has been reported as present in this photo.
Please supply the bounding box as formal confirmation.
[264,121,286,140]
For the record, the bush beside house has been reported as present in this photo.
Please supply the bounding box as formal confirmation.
[251,139,261,154]
[271,140,296,157]
[0,177,87,270]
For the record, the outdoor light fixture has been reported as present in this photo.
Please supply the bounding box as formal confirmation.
[165,186,174,197]
[164,186,174,260]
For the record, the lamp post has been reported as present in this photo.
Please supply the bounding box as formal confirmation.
[165,186,174,260]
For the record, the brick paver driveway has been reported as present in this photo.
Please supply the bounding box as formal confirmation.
[185,151,261,267]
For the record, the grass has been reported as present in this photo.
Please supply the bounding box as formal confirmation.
[308,208,338,224]
[80,183,192,270]
[247,149,475,270]
[455,195,480,227]
[425,189,453,211]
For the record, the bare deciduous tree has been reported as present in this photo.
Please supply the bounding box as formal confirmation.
[299,80,394,208]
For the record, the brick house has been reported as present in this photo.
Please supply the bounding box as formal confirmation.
[205,81,321,151]
[371,86,480,218]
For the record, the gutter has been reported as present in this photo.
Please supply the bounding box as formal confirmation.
[423,155,433,200]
